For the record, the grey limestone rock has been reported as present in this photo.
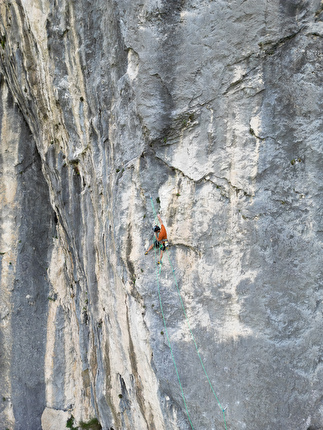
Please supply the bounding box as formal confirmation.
[0,0,323,429]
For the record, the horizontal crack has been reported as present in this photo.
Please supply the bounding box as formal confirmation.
[223,65,259,95]
[153,152,254,198]
[169,242,201,255]
[258,26,304,55]
[249,127,265,141]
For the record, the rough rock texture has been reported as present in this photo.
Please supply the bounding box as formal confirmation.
[0,0,323,429]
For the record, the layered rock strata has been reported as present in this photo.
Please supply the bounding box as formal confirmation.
[1,1,323,429]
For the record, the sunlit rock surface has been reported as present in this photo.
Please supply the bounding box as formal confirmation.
[0,1,323,429]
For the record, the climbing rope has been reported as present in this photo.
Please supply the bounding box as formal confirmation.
[154,241,195,429]
[166,249,228,429]
[149,196,228,430]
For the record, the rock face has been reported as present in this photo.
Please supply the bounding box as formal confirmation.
[0,0,323,429]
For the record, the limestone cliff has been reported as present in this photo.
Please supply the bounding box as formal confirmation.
[1,1,323,429]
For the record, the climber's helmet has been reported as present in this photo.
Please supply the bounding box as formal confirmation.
[153,225,161,232]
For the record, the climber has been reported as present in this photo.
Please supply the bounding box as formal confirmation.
[145,213,168,264]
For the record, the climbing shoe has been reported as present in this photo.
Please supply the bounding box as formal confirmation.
[145,251,148,255]
[157,261,162,265]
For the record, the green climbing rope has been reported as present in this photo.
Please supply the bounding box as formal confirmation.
[154,242,195,429]
[166,249,228,429]
[150,196,228,430]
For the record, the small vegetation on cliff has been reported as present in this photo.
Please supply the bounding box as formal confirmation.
[79,418,102,430]
[66,415,78,430]
[66,416,102,430]
[0,35,6,49]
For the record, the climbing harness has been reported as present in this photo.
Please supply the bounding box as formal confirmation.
[158,238,168,252]
[149,196,228,430]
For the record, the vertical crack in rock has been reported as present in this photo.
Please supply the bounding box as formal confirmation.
[125,303,152,430]
[103,336,121,429]
[125,222,135,283]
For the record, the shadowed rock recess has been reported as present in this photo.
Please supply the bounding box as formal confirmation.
[0,1,323,429]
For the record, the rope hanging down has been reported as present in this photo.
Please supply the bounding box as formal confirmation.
[154,244,195,429]
[149,196,228,430]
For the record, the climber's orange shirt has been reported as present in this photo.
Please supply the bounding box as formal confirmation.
[158,224,167,241]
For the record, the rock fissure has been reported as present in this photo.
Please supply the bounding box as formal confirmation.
[259,26,305,55]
